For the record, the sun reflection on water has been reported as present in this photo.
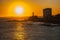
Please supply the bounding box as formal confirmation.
[14,23,25,40]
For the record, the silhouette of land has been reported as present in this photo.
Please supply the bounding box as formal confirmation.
[27,8,60,24]
[0,8,60,24]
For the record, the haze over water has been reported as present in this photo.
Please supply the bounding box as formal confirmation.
[0,21,60,40]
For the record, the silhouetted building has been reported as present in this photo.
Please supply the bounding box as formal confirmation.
[28,12,40,21]
[32,12,34,17]
[43,8,52,21]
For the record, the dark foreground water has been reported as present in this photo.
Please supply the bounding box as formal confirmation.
[0,22,60,40]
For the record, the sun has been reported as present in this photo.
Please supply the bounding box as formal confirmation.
[7,1,33,17]
[15,6,24,15]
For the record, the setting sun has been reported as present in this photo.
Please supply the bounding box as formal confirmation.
[6,1,33,17]
[15,6,24,16]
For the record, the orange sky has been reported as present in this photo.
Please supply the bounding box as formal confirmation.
[0,0,60,17]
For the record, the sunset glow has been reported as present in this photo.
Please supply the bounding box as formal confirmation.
[0,0,60,17]
[6,1,33,17]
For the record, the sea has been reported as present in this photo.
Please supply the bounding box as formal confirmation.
[0,21,60,40]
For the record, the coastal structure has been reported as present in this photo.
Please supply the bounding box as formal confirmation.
[43,8,52,21]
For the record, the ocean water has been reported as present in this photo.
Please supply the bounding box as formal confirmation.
[0,22,60,40]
